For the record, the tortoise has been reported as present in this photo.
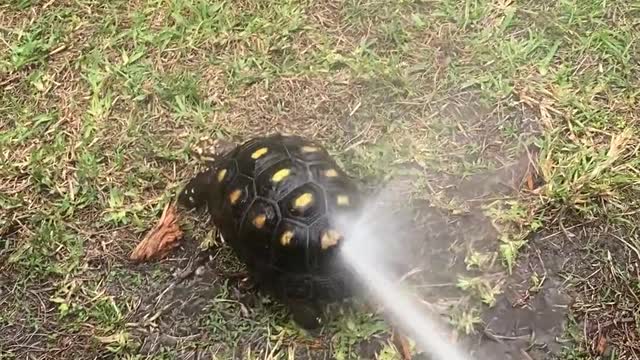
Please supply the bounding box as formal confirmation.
[178,133,364,329]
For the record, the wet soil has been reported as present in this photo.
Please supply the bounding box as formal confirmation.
[375,158,573,360]
[125,150,575,360]
[463,231,574,360]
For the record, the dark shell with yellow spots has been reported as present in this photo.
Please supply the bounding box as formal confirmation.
[179,134,363,315]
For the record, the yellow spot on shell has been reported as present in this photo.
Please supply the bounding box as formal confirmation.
[272,168,291,182]
[251,147,269,159]
[301,146,319,153]
[229,189,242,204]
[294,193,314,209]
[252,214,266,229]
[337,195,350,206]
[324,169,338,177]
[217,168,227,182]
[280,230,294,246]
[321,230,342,250]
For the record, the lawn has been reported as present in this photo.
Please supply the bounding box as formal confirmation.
[1,0,639,359]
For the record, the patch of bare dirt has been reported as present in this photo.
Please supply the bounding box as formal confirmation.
[362,145,571,360]
[464,230,574,360]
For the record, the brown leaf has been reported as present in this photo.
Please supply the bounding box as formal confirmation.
[130,202,183,262]
[526,171,534,191]
[595,334,607,355]
[391,327,413,360]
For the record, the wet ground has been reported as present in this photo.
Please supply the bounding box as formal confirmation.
[123,148,578,360]
[372,156,574,360]
[464,232,573,360]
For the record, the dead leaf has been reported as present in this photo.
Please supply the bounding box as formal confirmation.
[595,334,607,355]
[130,202,183,262]
[391,327,413,360]
[526,171,534,191]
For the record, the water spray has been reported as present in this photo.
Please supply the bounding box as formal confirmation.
[333,186,473,360]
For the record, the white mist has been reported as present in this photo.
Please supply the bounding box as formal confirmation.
[333,186,473,360]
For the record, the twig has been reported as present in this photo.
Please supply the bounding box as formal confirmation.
[152,249,215,308]
[520,349,534,360]
[599,317,636,329]
[484,329,531,342]
[535,220,595,243]
[610,233,640,261]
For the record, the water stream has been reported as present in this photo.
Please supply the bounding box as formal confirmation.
[334,188,474,360]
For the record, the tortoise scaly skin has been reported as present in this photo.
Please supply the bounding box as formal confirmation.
[179,133,363,329]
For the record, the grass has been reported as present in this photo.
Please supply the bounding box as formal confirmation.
[2,0,639,359]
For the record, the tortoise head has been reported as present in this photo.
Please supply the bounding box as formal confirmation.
[178,168,216,210]
[179,136,237,210]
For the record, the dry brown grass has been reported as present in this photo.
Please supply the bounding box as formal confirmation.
[2,0,640,359]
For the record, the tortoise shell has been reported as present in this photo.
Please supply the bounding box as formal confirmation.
[179,134,363,305]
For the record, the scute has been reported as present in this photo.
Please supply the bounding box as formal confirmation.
[308,162,346,182]
[280,182,326,225]
[221,174,255,225]
[323,177,361,212]
[271,219,311,273]
[214,158,239,187]
[309,162,360,214]
[282,136,331,163]
[305,216,340,269]
[255,158,309,201]
[241,197,281,236]
[235,138,290,178]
